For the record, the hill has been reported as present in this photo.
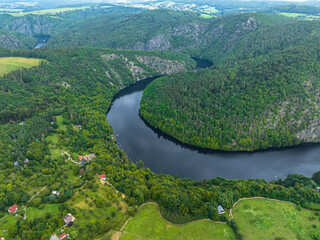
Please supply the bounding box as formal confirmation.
[0,47,320,239]
[0,5,142,40]
[0,30,37,49]
[47,10,302,63]
[140,42,320,151]
[268,4,320,15]
[0,47,195,239]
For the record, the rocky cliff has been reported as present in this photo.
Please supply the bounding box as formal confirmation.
[3,15,62,36]
[100,51,195,87]
[0,31,37,49]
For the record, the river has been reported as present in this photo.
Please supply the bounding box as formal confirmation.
[107,59,320,181]
[33,36,50,49]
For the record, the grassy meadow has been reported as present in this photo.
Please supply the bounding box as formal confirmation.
[120,203,236,240]
[0,57,42,77]
[27,204,60,220]
[232,198,320,240]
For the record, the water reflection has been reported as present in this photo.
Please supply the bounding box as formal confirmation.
[107,59,320,181]
[107,87,320,181]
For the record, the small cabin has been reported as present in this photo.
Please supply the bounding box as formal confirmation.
[217,205,225,214]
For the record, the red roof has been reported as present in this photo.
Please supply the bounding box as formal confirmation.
[78,156,83,160]
[100,174,106,179]
[60,233,67,239]
[8,204,18,213]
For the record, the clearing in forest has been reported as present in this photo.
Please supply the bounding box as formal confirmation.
[0,57,42,76]
[119,203,235,240]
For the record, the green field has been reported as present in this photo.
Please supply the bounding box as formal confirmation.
[120,203,235,240]
[4,6,90,16]
[279,12,308,17]
[232,199,320,240]
[201,14,214,19]
[0,57,42,77]
[0,215,19,239]
[27,204,60,220]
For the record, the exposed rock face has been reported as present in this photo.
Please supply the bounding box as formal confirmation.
[0,31,36,49]
[132,18,260,54]
[137,56,187,75]
[101,53,189,84]
[295,122,320,142]
[146,35,171,50]
[0,34,21,49]
[134,35,171,51]
[4,16,60,36]
[243,17,261,31]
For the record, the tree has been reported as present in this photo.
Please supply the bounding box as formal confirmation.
[312,171,320,185]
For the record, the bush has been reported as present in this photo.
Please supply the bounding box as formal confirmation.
[312,171,320,185]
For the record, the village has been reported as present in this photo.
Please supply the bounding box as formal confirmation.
[0,149,126,240]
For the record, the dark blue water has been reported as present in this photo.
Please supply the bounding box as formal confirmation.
[107,60,320,181]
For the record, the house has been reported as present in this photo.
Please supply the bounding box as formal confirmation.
[100,174,106,181]
[52,191,60,196]
[316,187,320,192]
[24,158,29,163]
[63,213,75,225]
[59,233,67,239]
[14,161,19,167]
[8,204,18,214]
[1,237,5,240]
[217,205,225,214]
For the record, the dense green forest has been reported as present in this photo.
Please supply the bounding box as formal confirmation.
[0,30,37,49]
[1,7,320,239]
[0,45,319,239]
[267,4,320,15]
[140,38,320,151]
[0,5,143,40]
[47,9,320,64]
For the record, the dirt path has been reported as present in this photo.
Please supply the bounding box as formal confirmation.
[23,206,26,220]
[229,196,320,220]
[28,186,47,203]
[111,231,121,240]
[62,151,81,165]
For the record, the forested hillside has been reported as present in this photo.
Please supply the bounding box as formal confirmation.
[0,30,37,49]
[47,10,319,64]
[0,5,142,38]
[1,7,320,239]
[140,36,320,151]
[1,48,320,239]
[0,47,196,239]
[268,4,320,15]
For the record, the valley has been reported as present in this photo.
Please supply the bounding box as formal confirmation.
[0,1,320,239]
